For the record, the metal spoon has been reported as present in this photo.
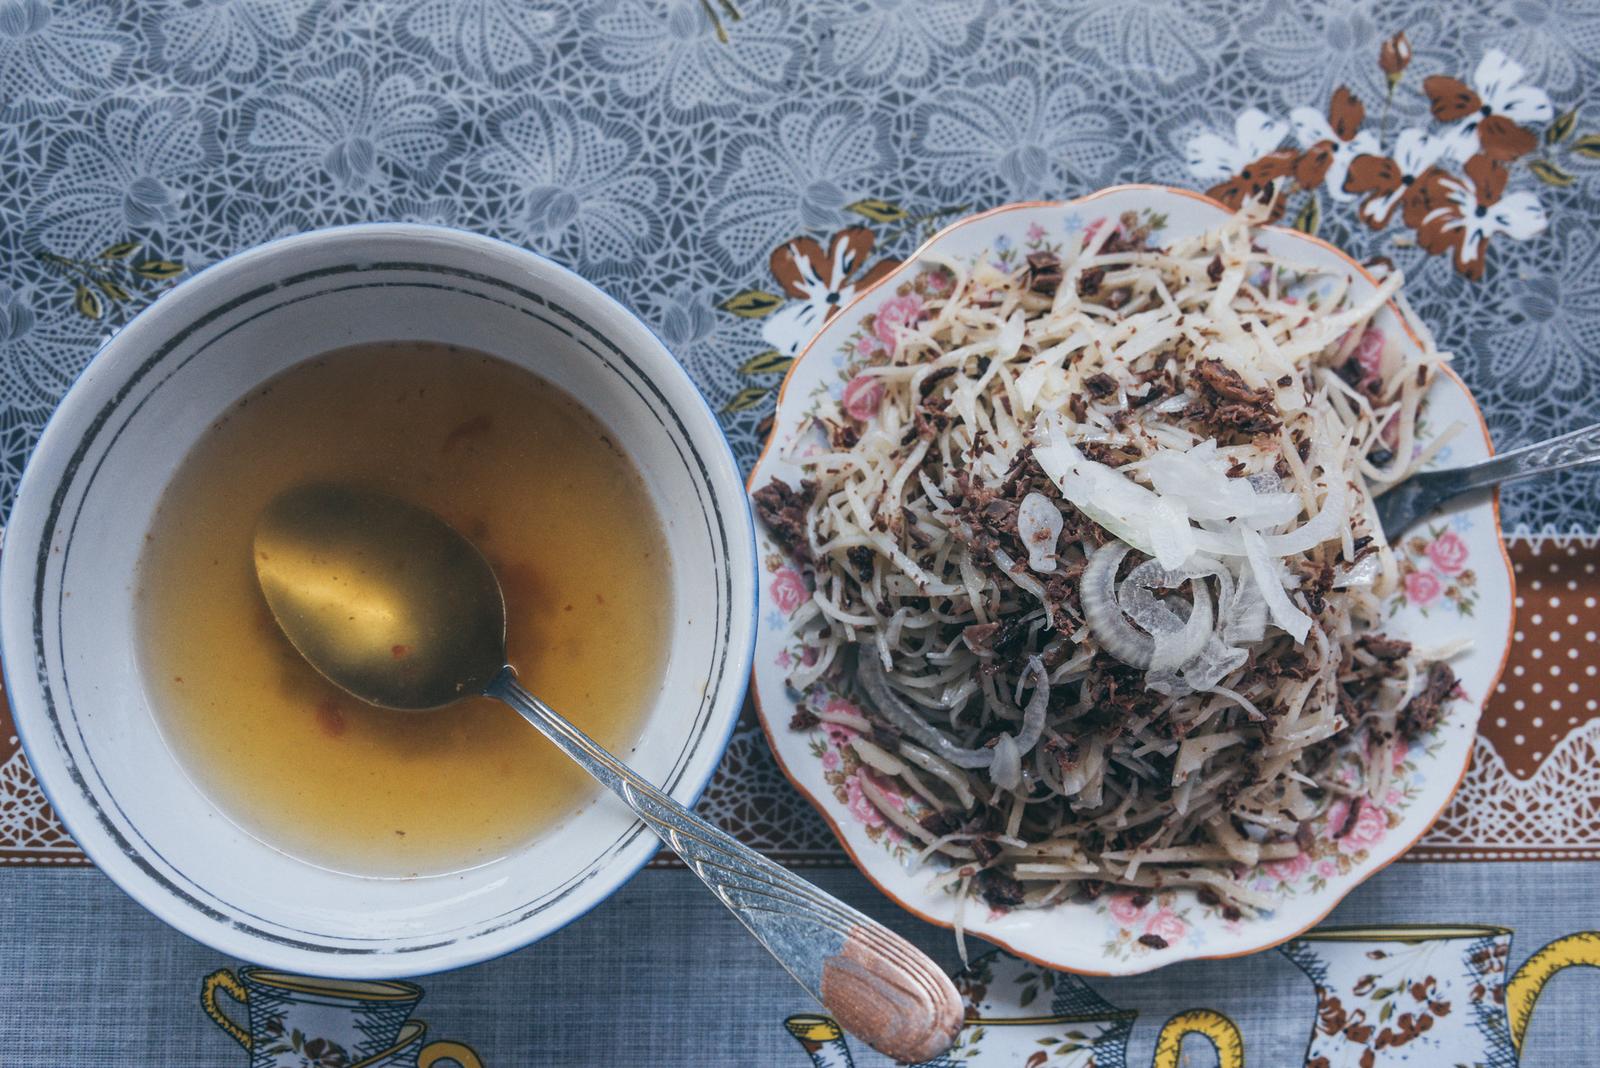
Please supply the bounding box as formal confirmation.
[254,483,962,1064]
[1375,422,1600,540]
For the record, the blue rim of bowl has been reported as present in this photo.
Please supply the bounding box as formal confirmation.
[0,222,757,977]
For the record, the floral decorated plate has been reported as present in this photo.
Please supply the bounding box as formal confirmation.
[747,185,1515,976]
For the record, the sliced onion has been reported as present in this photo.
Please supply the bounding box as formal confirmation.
[1014,656,1049,754]
[1258,477,1348,556]
[1333,552,1382,589]
[1081,542,1154,669]
[1183,636,1249,691]
[1223,566,1268,645]
[1143,443,1299,526]
[996,310,1026,361]
[1017,492,1063,573]
[989,733,1022,792]
[857,652,993,769]
[1240,527,1312,642]
[1149,579,1213,672]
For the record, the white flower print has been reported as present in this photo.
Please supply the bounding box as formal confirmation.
[469,95,661,275]
[1429,49,1554,163]
[1343,127,1448,229]
[0,0,132,122]
[394,0,565,88]
[580,0,802,120]
[142,0,322,84]
[1289,101,1378,203]
[1415,156,1546,281]
[33,97,221,252]
[1184,108,1287,183]
[239,56,461,192]
[912,65,1130,200]
[706,100,892,272]
[812,0,990,87]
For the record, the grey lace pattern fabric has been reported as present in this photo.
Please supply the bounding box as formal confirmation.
[2,0,1599,532]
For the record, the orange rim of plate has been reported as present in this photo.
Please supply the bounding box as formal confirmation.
[744,183,1516,976]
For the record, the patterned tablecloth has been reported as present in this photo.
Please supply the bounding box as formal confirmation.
[2,2,1599,1065]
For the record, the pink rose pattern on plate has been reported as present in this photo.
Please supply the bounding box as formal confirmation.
[1392,522,1480,618]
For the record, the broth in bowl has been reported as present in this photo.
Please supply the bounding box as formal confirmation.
[137,341,671,877]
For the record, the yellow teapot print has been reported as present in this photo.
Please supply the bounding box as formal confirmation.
[783,926,1598,1067]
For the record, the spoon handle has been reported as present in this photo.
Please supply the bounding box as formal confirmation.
[486,668,962,1064]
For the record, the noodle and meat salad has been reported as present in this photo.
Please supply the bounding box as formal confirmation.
[754,202,1467,937]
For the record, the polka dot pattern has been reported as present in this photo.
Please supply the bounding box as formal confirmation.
[1483,540,1600,779]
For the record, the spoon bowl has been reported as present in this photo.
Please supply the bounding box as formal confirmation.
[255,484,507,710]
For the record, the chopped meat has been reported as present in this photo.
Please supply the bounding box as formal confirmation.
[972,838,1002,865]
[789,707,820,731]
[1195,359,1271,404]
[1398,662,1458,737]
[976,868,1026,908]
[1358,634,1412,661]
[1025,251,1063,296]
[752,478,816,563]
[919,810,962,838]
[1077,266,1106,296]
[845,545,874,580]
[1084,372,1118,398]
[1207,255,1224,282]
[1138,933,1169,950]
[1212,401,1281,436]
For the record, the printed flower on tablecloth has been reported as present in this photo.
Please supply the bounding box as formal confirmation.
[813,0,990,87]
[1424,49,1554,163]
[1343,128,1449,229]
[471,94,661,275]
[759,228,899,361]
[1290,86,1379,202]
[1184,107,1297,218]
[1184,39,1565,281]
[240,55,459,192]
[912,65,1130,200]
[1413,154,1547,281]
[580,1,802,121]
[142,0,321,85]
[395,0,565,87]
[33,97,220,251]
[706,100,892,273]
[0,0,131,122]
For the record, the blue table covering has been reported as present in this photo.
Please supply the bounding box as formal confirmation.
[2,1,1598,1065]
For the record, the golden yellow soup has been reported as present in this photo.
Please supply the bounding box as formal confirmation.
[137,342,672,877]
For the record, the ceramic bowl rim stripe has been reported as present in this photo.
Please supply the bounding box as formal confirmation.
[0,222,758,976]
[746,186,1515,975]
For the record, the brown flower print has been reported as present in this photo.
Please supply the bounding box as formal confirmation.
[1207,149,1298,219]
[1379,31,1411,86]
[1343,128,1448,229]
[768,227,897,314]
[1412,153,1548,280]
[1291,86,1379,199]
[1423,49,1553,162]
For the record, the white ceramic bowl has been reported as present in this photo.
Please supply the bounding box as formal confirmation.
[749,187,1515,975]
[0,224,756,976]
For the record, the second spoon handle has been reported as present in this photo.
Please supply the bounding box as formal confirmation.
[485,668,963,1065]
